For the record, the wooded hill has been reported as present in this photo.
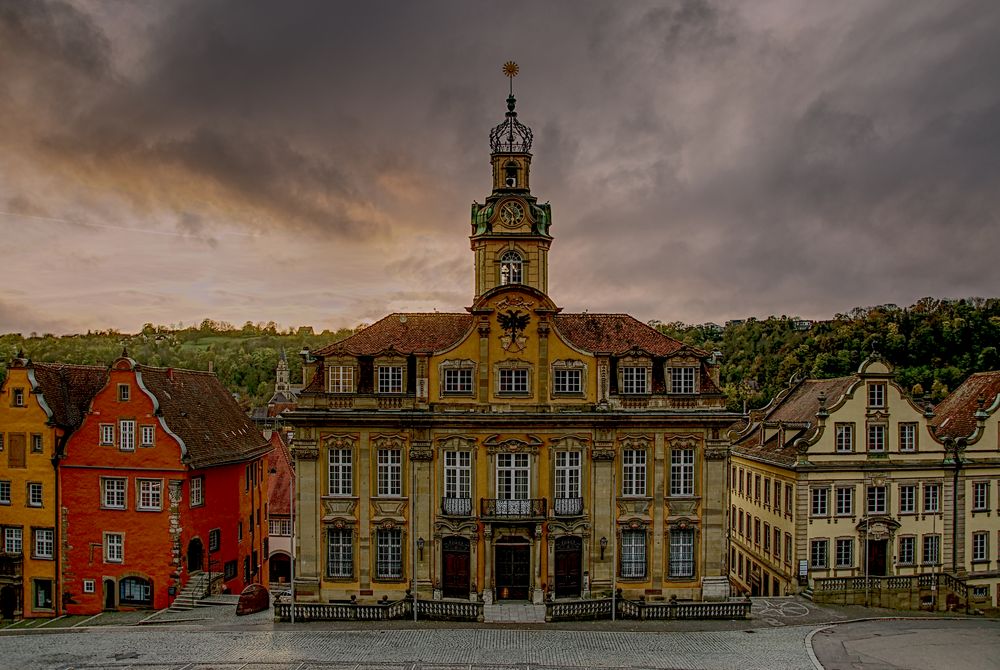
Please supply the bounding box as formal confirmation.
[2,297,998,412]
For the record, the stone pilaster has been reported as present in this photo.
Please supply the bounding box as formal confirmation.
[291,436,320,600]
[652,432,665,590]
[700,439,729,600]
[591,432,616,594]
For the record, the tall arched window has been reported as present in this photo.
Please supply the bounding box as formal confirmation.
[500,251,523,285]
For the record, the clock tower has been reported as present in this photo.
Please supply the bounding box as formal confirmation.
[470,62,552,299]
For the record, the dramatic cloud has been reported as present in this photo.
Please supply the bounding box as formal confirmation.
[2,0,999,334]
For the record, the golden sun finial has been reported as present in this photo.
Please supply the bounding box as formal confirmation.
[502,61,519,78]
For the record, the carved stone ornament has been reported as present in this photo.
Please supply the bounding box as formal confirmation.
[668,499,697,517]
[323,499,357,518]
[409,447,434,461]
[704,447,728,461]
[549,434,590,450]
[294,445,320,461]
[436,435,478,450]
[618,434,653,451]
[667,434,701,449]
[478,320,491,337]
[485,434,542,455]
[592,448,616,461]
[371,434,406,450]
[322,434,357,451]
[496,296,535,310]
[380,519,397,530]
[670,517,695,531]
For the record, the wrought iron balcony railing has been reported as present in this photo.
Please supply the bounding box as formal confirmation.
[480,498,546,519]
[554,497,584,516]
[441,497,473,516]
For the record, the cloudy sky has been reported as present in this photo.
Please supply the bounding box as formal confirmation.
[2,0,999,335]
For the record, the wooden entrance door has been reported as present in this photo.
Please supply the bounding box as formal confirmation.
[442,537,470,598]
[554,536,582,598]
[103,579,116,610]
[495,541,530,600]
[866,539,888,576]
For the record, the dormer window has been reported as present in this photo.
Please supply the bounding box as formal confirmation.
[377,366,403,394]
[499,251,523,285]
[12,388,25,407]
[328,364,356,394]
[621,366,649,395]
[867,382,886,408]
[118,384,130,402]
[670,366,697,394]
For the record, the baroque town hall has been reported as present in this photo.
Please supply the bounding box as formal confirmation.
[288,73,742,606]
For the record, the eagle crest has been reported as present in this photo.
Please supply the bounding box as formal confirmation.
[498,309,530,336]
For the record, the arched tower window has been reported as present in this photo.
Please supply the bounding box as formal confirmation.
[500,251,523,285]
[504,160,519,188]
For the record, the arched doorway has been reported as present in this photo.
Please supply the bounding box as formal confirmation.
[269,552,290,583]
[187,538,204,572]
[441,537,470,599]
[0,585,16,620]
[495,536,530,600]
[103,579,116,610]
[554,536,582,598]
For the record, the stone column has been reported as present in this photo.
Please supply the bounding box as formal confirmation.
[532,523,544,603]
[409,441,434,596]
[700,438,730,601]
[291,436,320,601]
[358,431,371,593]
[591,434,616,595]
[652,432,665,591]
[482,524,494,604]
[478,320,491,403]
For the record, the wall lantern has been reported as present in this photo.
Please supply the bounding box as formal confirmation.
[417,537,425,561]
[600,536,608,560]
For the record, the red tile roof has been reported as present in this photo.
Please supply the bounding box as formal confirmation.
[138,365,272,469]
[931,371,1000,439]
[766,377,856,423]
[267,431,294,515]
[313,312,696,358]
[30,362,108,429]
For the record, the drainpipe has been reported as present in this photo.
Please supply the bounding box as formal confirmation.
[611,463,617,621]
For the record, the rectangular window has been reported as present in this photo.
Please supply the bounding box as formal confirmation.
[754,474,761,501]
[208,528,221,552]
[12,388,25,406]
[972,532,989,562]
[898,423,917,452]
[764,477,771,506]
[899,485,916,514]
[375,528,402,579]
[670,366,696,394]
[328,449,352,496]
[328,365,355,394]
[867,486,886,514]
[377,449,402,497]
[621,366,648,394]
[620,529,646,578]
[498,368,529,393]
[223,560,237,580]
[553,368,583,394]
[868,382,886,408]
[102,478,127,509]
[117,384,130,402]
[238,522,243,542]
[100,424,115,446]
[327,528,353,578]
[731,505,737,531]
[269,518,292,536]
[27,482,43,507]
[811,487,829,517]
[443,368,474,394]
[922,534,940,565]
[763,523,771,552]
[4,527,22,554]
[668,528,695,578]
[784,484,793,515]
[773,480,782,514]
[30,434,42,453]
[835,423,854,453]
[784,533,793,564]
[496,453,529,504]
[621,449,646,497]
[140,425,155,447]
[137,479,162,511]
[738,509,744,535]
[924,484,940,513]
[444,450,472,503]
[669,448,694,497]
[972,482,989,512]
[377,366,403,394]
[104,532,124,563]
[33,580,53,610]
[867,424,885,452]
[810,539,828,569]
[190,476,204,507]
[773,527,781,559]
[0,481,9,504]
[835,538,853,568]
[119,420,135,451]
[555,451,581,500]
[83,579,95,594]
[738,469,744,495]
[835,486,853,516]
[754,518,761,545]
[898,536,915,565]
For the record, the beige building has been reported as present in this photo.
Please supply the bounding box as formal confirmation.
[730,358,1000,610]
[288,82,741,607]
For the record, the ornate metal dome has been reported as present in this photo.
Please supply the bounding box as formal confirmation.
[489,94,533,154]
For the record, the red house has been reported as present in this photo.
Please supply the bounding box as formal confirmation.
[60,356,271,613]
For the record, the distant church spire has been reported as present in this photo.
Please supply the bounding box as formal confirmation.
[275,348,290,394]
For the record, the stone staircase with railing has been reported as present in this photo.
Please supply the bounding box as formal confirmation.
[168,571,215,611]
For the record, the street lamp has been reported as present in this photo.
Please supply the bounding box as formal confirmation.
[417,537,425,561]
[599,536,608,560]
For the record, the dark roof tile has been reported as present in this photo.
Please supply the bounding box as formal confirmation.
[932,371,1000,439]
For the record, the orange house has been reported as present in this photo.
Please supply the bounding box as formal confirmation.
[60,356,271,614]
[0,357,105,618]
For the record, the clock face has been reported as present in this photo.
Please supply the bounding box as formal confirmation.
[499,201,525,227]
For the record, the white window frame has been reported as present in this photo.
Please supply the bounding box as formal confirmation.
[498,368,529,394]
[554,451,581,499]
[100,424,115,446]
[835,538,853,568]
[867,424,885,452]
[811,487,829,517]
[810,539,828,569]
[375,528,403,579]
[444,451,472,500]
[499,250,523,285]
[269,517,292,536]
[104,532,124,563]
[668,528,695,578]
[102,477,127,509]
[972,532,988,562]
[897,536,915,565]
[82,579,95,594]
[140,425,155,447]
[117,383,130,402]
[327,528,354,578]
[924,484,940,513]
[27,482,43,507]
[669,448,694,497]
[496,453,530,502]
[0,480,9,505]
[328,365,355,394]
[866,485,886,514]
[377,366,403,394]
[119,420,136,451]
[4,527,22,554]
[328,448,353,496]
[190,476,204,507]
[972,481,989,511]
[835,486,853,516]
[34,528,54,559]
[137,479,162,511]
[621,366,648,395]
[898,423,917,452]
[670,366,697,394]
[443,367,474,395]
[12,388,24,407]
[552,368,583,394]
[376,449,402,497]
[868,382,886,408]
[922,534,940,565]
[621,449,647,497]
[835,423,854,453]
[899,484,916,514]
[620,529,647,578]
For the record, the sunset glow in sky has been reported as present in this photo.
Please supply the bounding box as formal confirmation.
[2,1,999,334]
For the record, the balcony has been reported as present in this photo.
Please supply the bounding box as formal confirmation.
[441,497,473,517]
[481,498,546,519]
[554,497,584,516]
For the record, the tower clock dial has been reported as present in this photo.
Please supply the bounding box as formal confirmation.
[499,201,525,227]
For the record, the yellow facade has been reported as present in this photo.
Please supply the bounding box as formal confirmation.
[0,363,59,618]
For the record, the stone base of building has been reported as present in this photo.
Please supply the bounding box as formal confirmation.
[700,576,731,601]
